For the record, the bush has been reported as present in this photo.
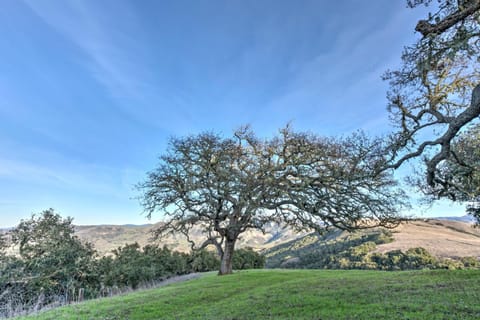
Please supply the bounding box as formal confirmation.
[233,248,265,270]
[461,256,480,268]
[190,250,220,272]
[0,210,99,316]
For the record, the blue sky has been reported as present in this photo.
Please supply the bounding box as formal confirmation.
[0,0,465,227]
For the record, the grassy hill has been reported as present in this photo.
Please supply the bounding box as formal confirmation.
[16,269,480,319]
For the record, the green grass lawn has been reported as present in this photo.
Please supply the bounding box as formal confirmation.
[17,269,480,319]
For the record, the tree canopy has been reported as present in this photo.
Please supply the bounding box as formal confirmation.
[384,0,480,218]
[0,209,98,313]
[138,127,406,275]
[423,123,480,221]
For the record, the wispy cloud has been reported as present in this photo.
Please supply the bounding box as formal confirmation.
[0,155,140,200]
[260,4,418,135]
[0,153,147,227]
[23,0,192,133]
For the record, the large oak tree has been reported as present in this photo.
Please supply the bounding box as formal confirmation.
[138,127,406,275]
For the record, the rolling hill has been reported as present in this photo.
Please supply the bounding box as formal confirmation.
[74,222,307,255]
[74,219,480,261]
[375,219,480,258]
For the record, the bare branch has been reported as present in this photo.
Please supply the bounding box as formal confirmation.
[415,0,480,37]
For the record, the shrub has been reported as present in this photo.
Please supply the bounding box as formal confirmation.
[190,250,220,272]
[233,248,265,270]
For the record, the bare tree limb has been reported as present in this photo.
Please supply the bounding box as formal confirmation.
[415,0,480,37]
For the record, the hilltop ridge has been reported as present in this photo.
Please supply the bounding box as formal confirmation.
[74,219,480,259]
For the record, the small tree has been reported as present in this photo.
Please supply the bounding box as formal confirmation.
[232,248,265,270]
[138,127,406,275]
[7,209,97,303]
[190,249,220,272]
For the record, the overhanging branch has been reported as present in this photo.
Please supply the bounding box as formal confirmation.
[415,0,480,37]
[387,84,480,186]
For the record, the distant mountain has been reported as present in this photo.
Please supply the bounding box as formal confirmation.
[75,222,307,255]
[74,219,480,262]
[432,215,476,223]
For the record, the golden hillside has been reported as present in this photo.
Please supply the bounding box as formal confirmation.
[75,222,306,255]
[375,219,480,259]
[75,219,480,258]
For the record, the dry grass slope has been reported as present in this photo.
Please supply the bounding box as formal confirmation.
[74,219,480,258]
[375,219,480,258]
[75,222,307,255]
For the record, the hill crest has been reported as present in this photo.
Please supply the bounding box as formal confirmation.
[74,219,480,259]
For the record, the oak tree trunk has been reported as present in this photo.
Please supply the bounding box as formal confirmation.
[219,238,236,275]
